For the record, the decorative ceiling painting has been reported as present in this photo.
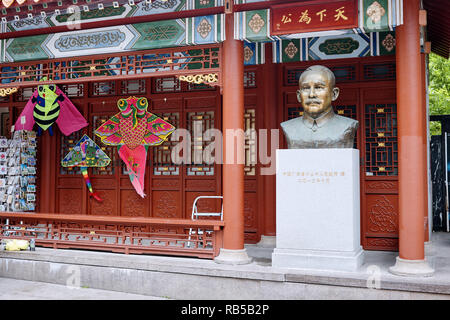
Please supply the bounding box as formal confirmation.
[0,0,223,28]
[0,0,404,67]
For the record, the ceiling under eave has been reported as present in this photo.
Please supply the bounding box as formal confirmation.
[423,0,450,59]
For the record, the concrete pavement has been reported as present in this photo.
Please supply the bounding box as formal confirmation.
[0,277,168,300]
[2,232,450,299]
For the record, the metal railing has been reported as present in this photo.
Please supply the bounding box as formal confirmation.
[0,212,224,259]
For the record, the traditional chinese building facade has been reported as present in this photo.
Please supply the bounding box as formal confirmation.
[0,0,446,275]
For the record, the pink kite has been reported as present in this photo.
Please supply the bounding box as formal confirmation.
[14,78,88,136]
[95,96,175,197]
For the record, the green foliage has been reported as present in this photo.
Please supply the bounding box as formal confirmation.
[429,53,450,135]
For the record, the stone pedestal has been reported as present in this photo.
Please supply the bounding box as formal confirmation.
[272,149,364,271]
[214,248,252,265]
[389,257,434,277]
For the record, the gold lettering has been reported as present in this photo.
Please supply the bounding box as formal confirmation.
[316,9,327,22]
[281,14,292,24]
[334,6,348,21]
[299,10,312,24]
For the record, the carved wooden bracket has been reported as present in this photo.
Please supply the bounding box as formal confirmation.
[0,87,17,97]
[178,73,220,87]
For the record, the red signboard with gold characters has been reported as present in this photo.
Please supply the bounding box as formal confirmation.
[271,0,358,36]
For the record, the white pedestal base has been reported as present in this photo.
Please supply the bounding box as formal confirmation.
[272,247,364,271]
[389,257,434,277]
[272,149,364,271]
[214,248,252,265]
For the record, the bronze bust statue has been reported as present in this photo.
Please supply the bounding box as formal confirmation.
[280,65,358,149]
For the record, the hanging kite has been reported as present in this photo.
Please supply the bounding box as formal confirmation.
[61,134,111,202]
[95,96,175,198]
[14,78,88,136]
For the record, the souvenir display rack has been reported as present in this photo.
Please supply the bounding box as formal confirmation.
[0,130,37,212]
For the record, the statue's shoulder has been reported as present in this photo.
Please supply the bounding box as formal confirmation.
[334,114,359,130]
[280,117,303,130]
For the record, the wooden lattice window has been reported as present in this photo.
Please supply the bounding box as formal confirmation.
[151,76,217,93]
[363,63,396,80]
[153,112,180,176]
[186,111,215,176]
[59,84,84,98]
[285,67,307,86]
[364,103,398,176]
[331,65,357,82]
[121,79,146,95]
[244,71,257,89]
[152,77,182,94]
[287,106,303,120]
[91,81,116,96]
[335,104,356,119]
[14,87,36,102]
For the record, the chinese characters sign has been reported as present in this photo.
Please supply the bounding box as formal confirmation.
[271,0,358,36]
[280,170,347,185]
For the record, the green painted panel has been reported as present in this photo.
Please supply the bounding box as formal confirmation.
[195,0,215,9]
[55,6,127,23]
[132,20,185,50]
[319,38,360,55]
[379,31,396,55]
[245,10,269,41]
[282,39,301,63]
[7,35,49,61]
[362,0,390,32]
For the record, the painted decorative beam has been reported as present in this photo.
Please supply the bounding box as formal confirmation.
[0,6,225,39]
[0,0,297,40]
[0,43,223,88]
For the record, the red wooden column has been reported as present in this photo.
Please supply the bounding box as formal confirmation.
[389,0,433,276]
[214,9,251,264]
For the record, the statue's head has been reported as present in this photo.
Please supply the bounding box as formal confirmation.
[297,65,339,119]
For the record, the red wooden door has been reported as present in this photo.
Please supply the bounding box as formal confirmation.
[242,67,263,243]
[150,93,222,219]
[150,96,183,218]
[360,86,399,250]
[244,93,260,243]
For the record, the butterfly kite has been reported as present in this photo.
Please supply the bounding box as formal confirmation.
[14,78,88,136]
[61,135,111,202]
[95,96,175,197]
